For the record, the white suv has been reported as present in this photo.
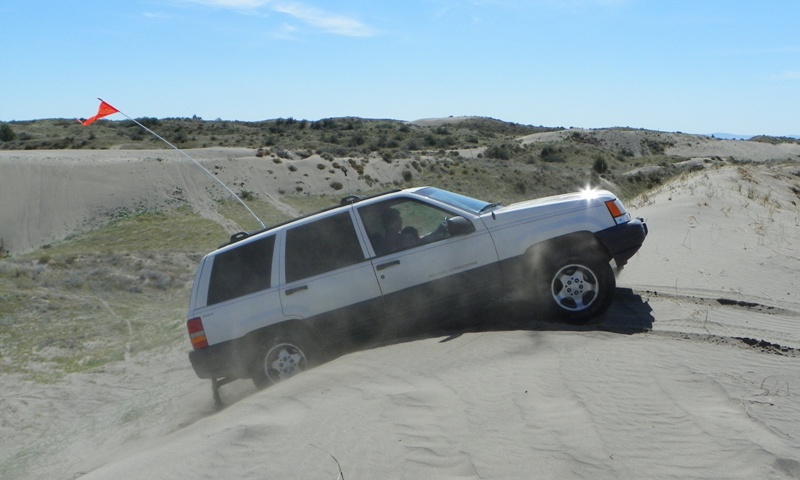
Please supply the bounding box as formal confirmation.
[186,187,646,391]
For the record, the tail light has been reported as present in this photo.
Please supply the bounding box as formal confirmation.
[605,199,632,225]
[187,317,208,349]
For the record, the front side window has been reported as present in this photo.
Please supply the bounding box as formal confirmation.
[285,212,364,283]
[208,235,275,305]
[358,199,456,256]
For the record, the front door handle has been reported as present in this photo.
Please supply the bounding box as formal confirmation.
[376,259,400,271]
[285,285,309,295]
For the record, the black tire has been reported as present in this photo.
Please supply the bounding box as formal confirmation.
[537,251,615,323]
[251,329,320,389]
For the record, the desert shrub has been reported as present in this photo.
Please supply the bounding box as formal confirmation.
[593,156,609,174]
[274,148,291,159]
[347,158,365,175]
[484,144,515,160]
[402,170,413,182]
[239,190,257,201]
[540,145,557,157]
[0,124,16,142]
[330,181,344,190]
[135,117,161,128]
[644,139,674,154]
[541,145,566,163]
[349,133,366,147]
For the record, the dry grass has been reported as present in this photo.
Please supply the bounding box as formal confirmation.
[0,208,228,381]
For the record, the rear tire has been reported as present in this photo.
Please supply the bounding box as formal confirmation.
[537,251,615,323]
[251,330,320,389]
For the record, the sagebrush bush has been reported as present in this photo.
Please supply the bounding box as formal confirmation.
[0,124,16,142]
[593,156,609,174]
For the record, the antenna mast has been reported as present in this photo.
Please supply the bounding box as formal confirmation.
[99,98,266,229]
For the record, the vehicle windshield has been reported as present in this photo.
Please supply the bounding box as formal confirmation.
[415,187,491,214]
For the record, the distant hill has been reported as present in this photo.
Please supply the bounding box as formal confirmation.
[708,133,751,140]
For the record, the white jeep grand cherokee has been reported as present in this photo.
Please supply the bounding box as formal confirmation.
[187,187,647,391]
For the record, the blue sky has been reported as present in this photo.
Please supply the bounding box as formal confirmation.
[2,0,799,135]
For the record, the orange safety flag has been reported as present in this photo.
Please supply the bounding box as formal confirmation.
[79,100,119,126]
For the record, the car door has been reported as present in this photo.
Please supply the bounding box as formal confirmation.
[279,209,385,345]
[356,197,502,333]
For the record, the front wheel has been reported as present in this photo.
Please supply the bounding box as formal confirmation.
[538,253,615,323]
[251,330,320,389]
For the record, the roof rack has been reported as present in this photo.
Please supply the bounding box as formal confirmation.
[340,189,400,206]
[219,188,404,248]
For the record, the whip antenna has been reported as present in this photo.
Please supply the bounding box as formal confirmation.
[85,98,266,229]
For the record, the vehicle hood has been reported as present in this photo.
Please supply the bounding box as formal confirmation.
[482,190,616,227]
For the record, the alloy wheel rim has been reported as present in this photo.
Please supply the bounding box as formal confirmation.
[551,264,599,312]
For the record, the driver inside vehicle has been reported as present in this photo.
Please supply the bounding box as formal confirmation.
[381,208,419,253]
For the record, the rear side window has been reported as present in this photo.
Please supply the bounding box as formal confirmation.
[285,212,364,283]
[207,235,275,306]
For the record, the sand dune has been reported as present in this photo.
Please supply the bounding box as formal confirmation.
[2,145,800,479]
[0,148,413,255]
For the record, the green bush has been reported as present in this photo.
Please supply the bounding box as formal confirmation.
[541,145,566,163]
[0,124,16,142]
[593,156,609,174]
[485,143,520,160]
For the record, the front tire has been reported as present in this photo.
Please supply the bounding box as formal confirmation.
[539,252,615,323]
[251,330,319,389]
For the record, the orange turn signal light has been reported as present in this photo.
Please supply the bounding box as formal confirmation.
[605,199,624,218]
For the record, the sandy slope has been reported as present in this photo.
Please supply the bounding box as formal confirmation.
[0,148,412,255]
[2,152,800,479]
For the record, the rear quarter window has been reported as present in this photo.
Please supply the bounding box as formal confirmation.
[207,235,276,305]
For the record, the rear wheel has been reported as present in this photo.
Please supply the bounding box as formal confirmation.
[538,251,615,323]
[251,330,320,389]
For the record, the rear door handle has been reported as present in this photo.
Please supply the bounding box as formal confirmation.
[285,285,309,295]
[376,260,400,271]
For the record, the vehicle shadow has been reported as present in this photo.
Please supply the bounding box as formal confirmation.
[211,288,654,408]
[440,287,653,338]
[364,287,655,350]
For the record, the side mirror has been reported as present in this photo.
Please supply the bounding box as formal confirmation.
[446,216,475,236]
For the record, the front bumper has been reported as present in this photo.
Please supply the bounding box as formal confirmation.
[595,218,648,267]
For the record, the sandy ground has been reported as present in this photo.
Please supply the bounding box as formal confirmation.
[2,138,800,479]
